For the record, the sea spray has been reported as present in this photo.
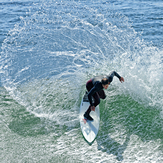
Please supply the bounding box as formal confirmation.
[0,0,162,120]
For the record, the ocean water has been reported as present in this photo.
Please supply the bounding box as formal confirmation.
[0,0,163,162]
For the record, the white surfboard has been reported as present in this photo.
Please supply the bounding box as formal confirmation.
[79,92,100,144]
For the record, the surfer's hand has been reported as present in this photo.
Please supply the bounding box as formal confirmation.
[91,106,95,111]
[119,77,124,83]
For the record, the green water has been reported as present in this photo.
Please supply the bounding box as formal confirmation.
[1,87,163,163]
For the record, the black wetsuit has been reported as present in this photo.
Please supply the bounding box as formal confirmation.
[85,71,121,116]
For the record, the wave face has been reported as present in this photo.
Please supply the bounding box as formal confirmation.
[0,0,163,162]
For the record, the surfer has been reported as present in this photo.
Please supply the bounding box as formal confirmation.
[84,71,124,121]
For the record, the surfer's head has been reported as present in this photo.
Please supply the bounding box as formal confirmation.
[101,78,109,89]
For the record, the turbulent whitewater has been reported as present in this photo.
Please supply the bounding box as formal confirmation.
[0,0,163,162]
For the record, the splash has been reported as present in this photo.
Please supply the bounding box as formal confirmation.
[0,0,162,121]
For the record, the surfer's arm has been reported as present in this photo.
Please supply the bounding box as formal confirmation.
[109,71,124,82]
[110,71,121,79]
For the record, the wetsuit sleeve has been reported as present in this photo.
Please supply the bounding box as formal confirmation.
[109,71,121,79]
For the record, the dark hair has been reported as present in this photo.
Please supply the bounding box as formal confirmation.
[101,78,109,85]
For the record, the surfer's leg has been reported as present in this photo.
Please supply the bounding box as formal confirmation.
[84,105,93,121]
[84,79,98,121]
[84,92,100,121]
[84,92,99,121]
[93,93,100,107]
[86,79,93,91]
[84,105,91,115]
[85,92,100,113]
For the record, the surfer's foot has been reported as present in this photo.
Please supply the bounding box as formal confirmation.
[84,113,93,121]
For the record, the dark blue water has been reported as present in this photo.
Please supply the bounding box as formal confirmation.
[0,0,163,162]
